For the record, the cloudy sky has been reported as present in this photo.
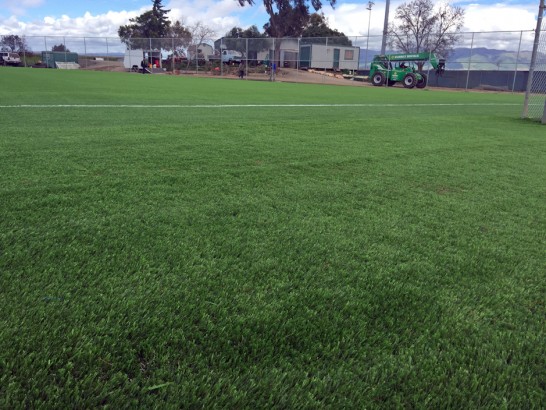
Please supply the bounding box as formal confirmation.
[0,0,539,43]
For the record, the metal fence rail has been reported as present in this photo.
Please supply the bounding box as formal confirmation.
[3,30,540,92]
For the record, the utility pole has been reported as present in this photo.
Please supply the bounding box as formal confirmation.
[365,1,374,69]
[380,0,390,54]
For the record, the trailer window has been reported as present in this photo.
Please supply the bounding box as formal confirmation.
[344,50,354,60]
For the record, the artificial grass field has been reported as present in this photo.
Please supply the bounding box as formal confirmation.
[0,68,545,407]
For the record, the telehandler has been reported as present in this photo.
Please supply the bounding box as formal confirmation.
[369,52,445,89]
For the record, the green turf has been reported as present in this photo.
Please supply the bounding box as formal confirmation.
[0,68,545,407]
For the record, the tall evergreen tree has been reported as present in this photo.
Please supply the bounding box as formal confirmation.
[301,13,352,45]
[118,0,172,49]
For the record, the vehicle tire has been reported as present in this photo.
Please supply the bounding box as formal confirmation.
[403,73,417,88]
[371,72,386,86]
[416,73,427,89]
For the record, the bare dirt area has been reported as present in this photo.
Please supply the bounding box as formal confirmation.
[266,68,369,87]
[80,59,126,72]
[82,60,370,87]
[170,67,371,87]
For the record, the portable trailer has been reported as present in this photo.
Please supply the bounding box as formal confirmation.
[123,49,162,72]
[299,44,360,71]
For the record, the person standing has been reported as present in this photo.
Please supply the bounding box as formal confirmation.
[238,61,245,79]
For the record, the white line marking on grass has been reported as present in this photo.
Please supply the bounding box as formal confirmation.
[0,103,520,108]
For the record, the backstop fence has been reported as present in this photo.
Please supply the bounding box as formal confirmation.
[2,30,542,92]
[522,0,546,122]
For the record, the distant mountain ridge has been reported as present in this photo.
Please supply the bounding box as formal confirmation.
[359,47,539,70]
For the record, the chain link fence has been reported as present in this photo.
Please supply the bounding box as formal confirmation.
[522,0,546,122]
[3,30,539,92]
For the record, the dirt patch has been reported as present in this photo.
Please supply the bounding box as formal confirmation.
[80,59,126,72]
[272,68,369,87]
[168,67,371,87]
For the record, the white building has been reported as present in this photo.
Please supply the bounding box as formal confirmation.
[299,44,360,71]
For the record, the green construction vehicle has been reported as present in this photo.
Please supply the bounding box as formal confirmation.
[369,52,445,89]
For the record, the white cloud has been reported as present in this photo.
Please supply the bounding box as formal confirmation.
[0,0,539,52]
[1,10,144,37]
[0,0,248,38]
[324,2,384,37]
[321,0,538,50]
[463,3,536,32]
[323,1,537,35]
[168,0,245,35]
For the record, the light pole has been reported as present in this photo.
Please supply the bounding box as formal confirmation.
[365,1,374,70]
[381,0,390,54]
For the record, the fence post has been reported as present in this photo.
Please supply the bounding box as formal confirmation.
[325,37,328,77]
[465,32,474,91]
[512,31,523,92]
[297,38,300,71]
[522,0,545,118]
[106,37,109,71]
[22,36,27,67]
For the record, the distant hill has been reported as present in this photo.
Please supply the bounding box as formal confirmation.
[359,47,537,70]
[447,47,534,70]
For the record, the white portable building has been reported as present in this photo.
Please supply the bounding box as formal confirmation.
[299,44,360,70]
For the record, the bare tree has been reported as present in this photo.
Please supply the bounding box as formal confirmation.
[388,0,464,66]
[185,22,216,69]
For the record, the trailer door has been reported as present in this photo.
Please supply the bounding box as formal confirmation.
[333,48,340,70]
[300,45,311,69]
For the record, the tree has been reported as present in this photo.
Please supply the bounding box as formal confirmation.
[224,25,267,40]
[388,0,464,65]
[222,26,270,61]
[238,0,337,64]
[242,25,268,39]
[0,35,30,53]
[118,0,171,49]
[261,1,310,39]
[52,44,69,52]
[169,20,192,58]
[184,22,216,68]
[237,0,337,26]
[301,12,352,45]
